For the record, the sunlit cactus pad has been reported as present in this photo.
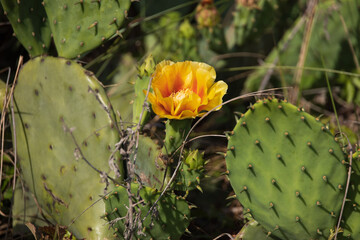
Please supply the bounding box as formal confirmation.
[13,56,122,239]
[104,183,191,239]
[43,0,130,58]
[226,98,347,240]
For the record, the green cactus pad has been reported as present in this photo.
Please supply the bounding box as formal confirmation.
[13,56,123,239]
[104,183,190,239]
[235,219,280,240]
[42,0,130,58]
[225,98,347,240]
[1,0,51,57]
[132,135,168,190]
[340,151,360,239]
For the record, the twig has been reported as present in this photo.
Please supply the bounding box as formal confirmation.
[334,133,353,240]
[292,0,318,103]
[213,232,234,240]
[258,13,306,91]
[4,56,23,240]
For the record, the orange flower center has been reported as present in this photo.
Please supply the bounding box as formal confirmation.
[170,89,193,106]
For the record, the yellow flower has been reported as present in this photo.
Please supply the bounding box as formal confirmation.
[146,60,228,119]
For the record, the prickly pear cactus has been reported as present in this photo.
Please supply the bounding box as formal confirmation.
[13,56,123,239]
[132,135,168,190]
[225,98,347,240]
[104,183,191,239]
[43,0,131,58]
[340,151,360,239]
[235,219,280,240]
[0,0,51,57]
[175,149,206,193]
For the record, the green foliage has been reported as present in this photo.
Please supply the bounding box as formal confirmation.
[104,183,191,240]
[226,98,347,239]
[43,0,130,58]
[0,0,51,57]
[244,0,360,92]
[13,56,122,239]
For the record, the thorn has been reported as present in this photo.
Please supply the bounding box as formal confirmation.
[295,191,300,197]
[317,229,323,235]
[63,4,67,9]
[322,175,327,182]
[300,116,305,121]
[269,202,274,208]
[316,201,322,206]
[265,117,270,122]
[31,32,35,37]
[254,139,260,145]
[276,154,282,159]
[240,186,247,193]
[284,131,289,137]
[328,148,334,154]
[109,17,117,25]
[338,184,343,190]
[247,164,253,169]
[76,25,81,31]
[242,121,246,126]
[301,166,306,172]
[226,195,237,200]
[88,21,98,29]
[75,0,84,5]
[80,41,84,46]
[17,18,21,23]
[278,105,283,109]
[307,141,312,147]
[295,216,300,222]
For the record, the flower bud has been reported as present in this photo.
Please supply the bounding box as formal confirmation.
[195,0,220,29]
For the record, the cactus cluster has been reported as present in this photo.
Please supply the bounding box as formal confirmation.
[1,0,130,58]
[104,183,191,239]
[225,98,347,239]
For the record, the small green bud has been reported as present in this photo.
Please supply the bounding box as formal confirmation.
[138,54,155,77]
[179,19,195,39]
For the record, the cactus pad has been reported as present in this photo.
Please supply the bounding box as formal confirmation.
[132,135,168,190]
[43,0,130,58]
[225,98,347,239]
[1,0,51,57]
[104,183,191,239]
[13,56,123,239]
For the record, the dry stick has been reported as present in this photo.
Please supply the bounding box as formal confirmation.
[292,0,318,104]
[124,76,153,239]
[213,232,234,240]
[334,133,353,240]
[338,13,360,71]
[259,16,306,91]
[4,56,23,240]
[143,87,291,222]
[0,67,10,194]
